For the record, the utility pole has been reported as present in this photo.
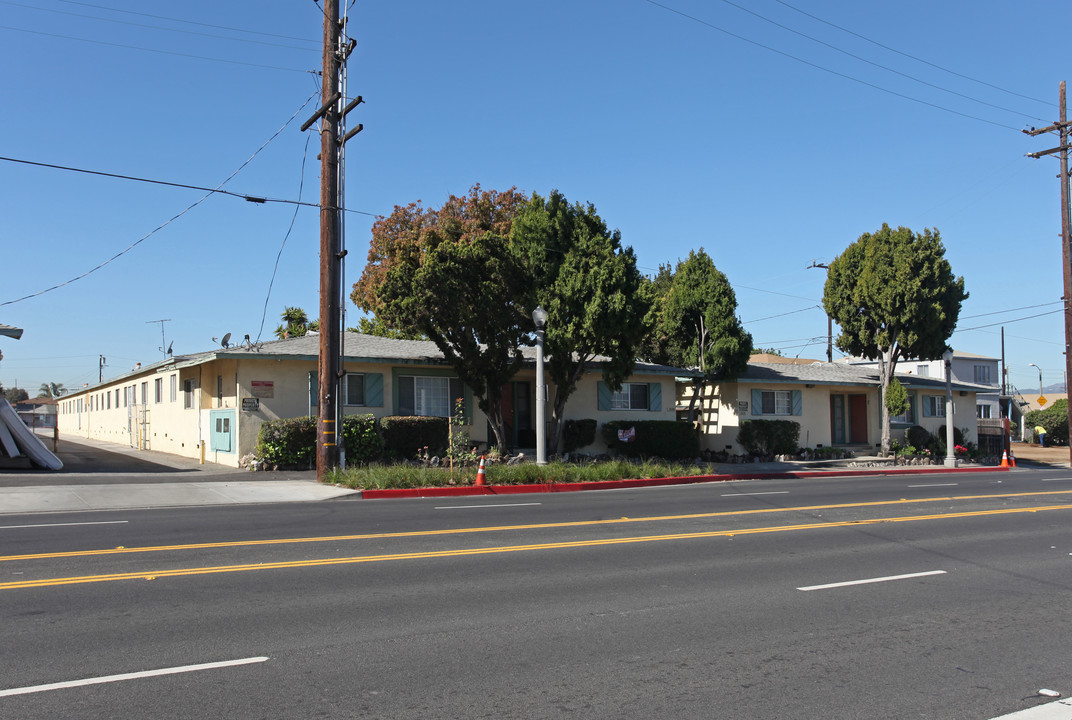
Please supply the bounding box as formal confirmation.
[1024,81,1072,466]
[302,0,361,481]
[808,261,833,362]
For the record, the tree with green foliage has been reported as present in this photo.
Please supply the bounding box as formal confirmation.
[884,376,909,418]
[350,315,424,340]
[353,185,529,453]
[657,249,753,424]
[274,307,318,339]
[37,382,67,398]
[1025,398,1069,445]
[511,190,650,454]
[823,224,967,455]
[4,387,29,403]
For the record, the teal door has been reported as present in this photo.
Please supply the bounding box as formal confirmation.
[210,409,235,453]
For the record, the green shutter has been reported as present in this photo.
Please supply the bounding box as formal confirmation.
[365,373,383,407]
[597,381,612,411]
[648,382,662,412]
[791,390,802,416]
[751,389,762,415]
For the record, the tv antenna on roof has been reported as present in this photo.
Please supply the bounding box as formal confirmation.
[148,318,172,359]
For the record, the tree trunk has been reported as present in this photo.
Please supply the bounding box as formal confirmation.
[485,391,509,455]
[877,346,901,456]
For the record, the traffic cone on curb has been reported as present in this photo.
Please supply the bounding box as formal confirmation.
[1000,450,1009,468]
[475,455,487,486]
[1008,448,1016,467]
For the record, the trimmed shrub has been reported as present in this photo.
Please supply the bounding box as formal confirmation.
[380,416,449,459]
[257,416,316,469]
[737,419,800,456]
[341,414,384,465]
[563,418,597,453]
[1025,398,1069,445]
[906,425,931,451]
[600,420,699,460]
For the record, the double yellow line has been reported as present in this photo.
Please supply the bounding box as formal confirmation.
[3,490,1071,591]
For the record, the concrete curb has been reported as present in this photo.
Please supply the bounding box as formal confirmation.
[359,465,1009,499]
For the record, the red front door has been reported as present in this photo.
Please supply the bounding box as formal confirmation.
[849,394,868,444]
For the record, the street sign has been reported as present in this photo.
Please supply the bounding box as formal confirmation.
[1038,395,1048,407]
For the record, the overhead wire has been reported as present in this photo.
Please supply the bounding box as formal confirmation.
[1,91,321,307]
[643,0,1025,132]
[0,0,316,51]
[712,0,1046,123]
[0,155,374,216]
[771,0,1052,108]
[0,24,313,74]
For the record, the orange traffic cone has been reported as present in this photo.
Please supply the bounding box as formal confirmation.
[999,450,1009,468]
[475,455,487,486]
[1008,448,1016,467]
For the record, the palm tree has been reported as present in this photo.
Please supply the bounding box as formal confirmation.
[274,307,316,339]
[37,382,67,398]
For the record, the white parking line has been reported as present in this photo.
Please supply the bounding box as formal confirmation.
[721,491,790,497]
[0,520,128,531]
[797,570,946,592]
[907,483,958,488]
[0,657,269,697]
[435,503,542,510]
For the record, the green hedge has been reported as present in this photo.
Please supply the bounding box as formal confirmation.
[1025,398,1068,444]
[600,420,698,460]
[563,418,597,453]
[257,416,316,469]
[257,414,385,469]
[380,415,449,459]
[737,419,800,456]
[341,414,384,465]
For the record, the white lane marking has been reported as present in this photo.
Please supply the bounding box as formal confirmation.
[0,520,128,531]
[0,657,269,697]
[798,570,946,592]
[907,483,958,488]
[721,491,790,497]
[435,503,542,510]
[1041,477,1072,482]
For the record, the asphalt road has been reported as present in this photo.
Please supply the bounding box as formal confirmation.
[2,468,1071,719]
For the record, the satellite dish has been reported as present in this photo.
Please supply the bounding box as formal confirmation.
[221,332,232,348]
[166,341,174,356]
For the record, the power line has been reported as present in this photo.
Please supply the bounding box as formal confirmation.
[713,0,1046,123]
[0,24,313,74]
[0,155,375,216]
[643,0,1023,132]
[956,308,1065,332]
[0,1,316,51]
[743,305,819,324]
[771,0,1052,108]
[1,92,320,307]
[55,0,319,45]
[960,300,1064,320]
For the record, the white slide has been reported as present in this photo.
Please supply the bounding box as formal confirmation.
[0,399,63,470]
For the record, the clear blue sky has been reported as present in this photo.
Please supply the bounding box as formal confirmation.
[1,0,1067,397]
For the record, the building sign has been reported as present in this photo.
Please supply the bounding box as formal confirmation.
[250,380,274,398]
[242,397,260,411]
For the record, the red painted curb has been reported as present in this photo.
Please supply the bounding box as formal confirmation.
[357,465,1008,499]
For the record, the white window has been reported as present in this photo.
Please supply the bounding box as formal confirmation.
[760,390,792,416]
[397,376,463,417]
[141,382,148,406]
[169,374,178,403]
[611,383,650,411]
[922,395,946,417]
[973,365,992,385]
[344,374,365,406]
[891,394,917,424]
[183,379,196,409]
[916,365,930,377]
[977,404,992,419]
[154,378,163,404]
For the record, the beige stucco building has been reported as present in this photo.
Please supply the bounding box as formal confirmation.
[58,332,685,467]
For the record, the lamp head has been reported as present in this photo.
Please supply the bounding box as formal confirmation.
[942,348,953,363]
[532,306,547,329]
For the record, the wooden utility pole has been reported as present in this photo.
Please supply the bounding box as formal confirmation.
[1024,81,1072,465]
[317,0,342,480]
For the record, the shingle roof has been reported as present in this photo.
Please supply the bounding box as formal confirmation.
[739,361,990,392]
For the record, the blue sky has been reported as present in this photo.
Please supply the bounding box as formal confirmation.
[1,0,1067,397]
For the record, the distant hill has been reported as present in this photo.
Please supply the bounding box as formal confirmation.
[1043,382,1067,394]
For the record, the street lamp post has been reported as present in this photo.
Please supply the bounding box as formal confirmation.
[532,306,548,466]
[1028,362,1044,399]
[943,349,957,468]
